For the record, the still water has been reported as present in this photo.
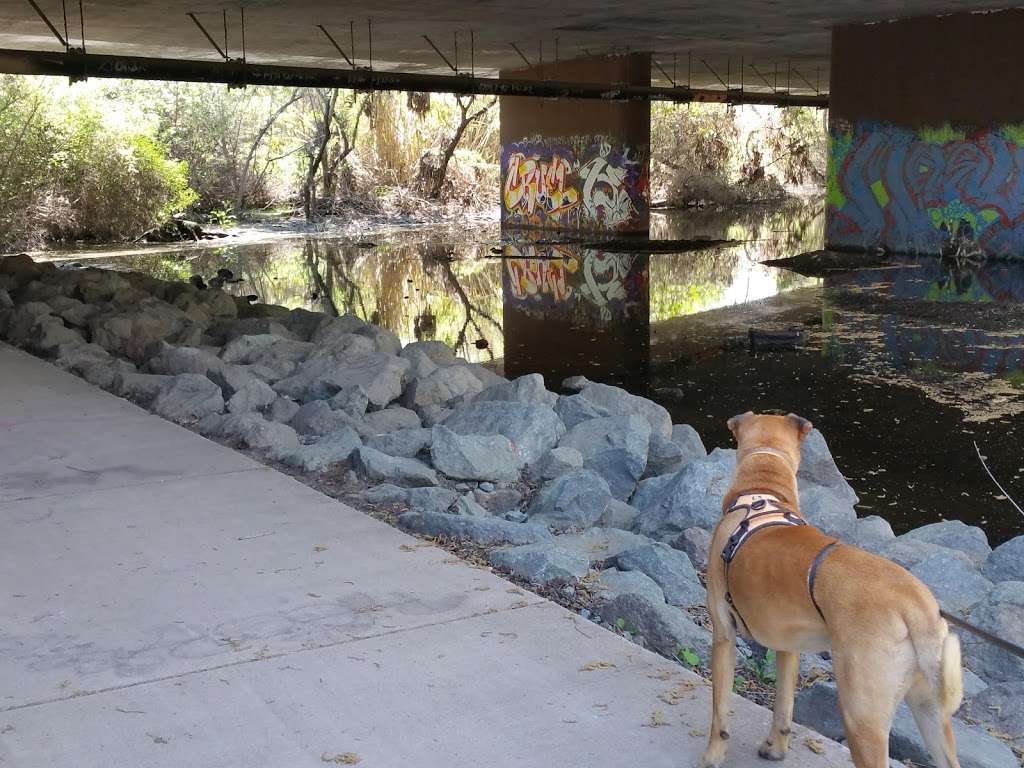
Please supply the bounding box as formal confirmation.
[46,201,1024,544]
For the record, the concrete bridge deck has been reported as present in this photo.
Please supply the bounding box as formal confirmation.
[0,343,850,768]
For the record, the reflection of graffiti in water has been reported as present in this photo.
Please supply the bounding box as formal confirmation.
[503,244,647,322]
[827,120,1024,258]
[501,136,648,231]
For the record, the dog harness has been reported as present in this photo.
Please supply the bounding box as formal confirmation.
[721,493,838,636]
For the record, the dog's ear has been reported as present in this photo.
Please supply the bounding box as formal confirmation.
[786,413,813,440]
[727,411,755,437]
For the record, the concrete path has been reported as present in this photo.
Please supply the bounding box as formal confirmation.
[0,344,852,768]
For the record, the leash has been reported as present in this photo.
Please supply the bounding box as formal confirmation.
[940,609,1024,660]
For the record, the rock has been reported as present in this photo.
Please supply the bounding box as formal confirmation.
[456,362,506,388]
[576,382,672,439]
[418,403,452,427]
[362,484,409,505]
[793,683,845,742]
[327,385,370,418]
[962,668,989,699]
[290,400,352,436]
[596,499,641,530]
[473,373,557,407]
[219,413,300,453]
[984,535,1024,583]
[398,510,553,546]
[151,374,225,424]
[406,486,461,514]
[488,543,590,586]
[89,299,188,362]
[632,453,735,537]
[207,363,260,398]
[56,298,98,328]
[278,426,361,472]
[554,393,612,430]
[430,425,520,483]
[598,593,712,661]
[798,485,857,538]
[210,317,295,344]
[961,581,1024,683]
[644,432,686,478]
[29,315,82,353]
[360,407,422,436]
[553,528,651,565]
[113,372,173,406]
[880,539,957,570]
[4,302,53,346]
[473,487,524,515]
[366,427,433,459]
[402,364,483,412]
[226,377,277,414]
[617,542,705,608]
[53,342,111,374]
[400,347,439,380]
[442,401,565,466]
[672,527,713,571]
[531,446,585,481]
[275,349,408,406]
[354,324,402,356]
[73,269,133,303]
[239,303,290,321]
[559,415,650,501]
[798,429,858,504]
[220,334,310,366]
[799,654,833,683]
[310,314,367,345]
[0,253,42,282]
[901,520,992,568]
[909,550,993,614]
[267,396,300,424]
[82,359,136,389]
[285,307,328,340]
[526,469,612,532]
[354,446,438,487]
[848,515,896,552]
[401,340,457,367]
[595,569,667,605]
[144,342,223,376]
[670,424,707,464]
[0,287,11,308]
[961,683,1024,750]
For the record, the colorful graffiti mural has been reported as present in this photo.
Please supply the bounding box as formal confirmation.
[827,120,1024,258]
[501,137,648,232]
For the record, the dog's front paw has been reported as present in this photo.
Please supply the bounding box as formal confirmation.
[757,739,787,761]
[698,745,726,768]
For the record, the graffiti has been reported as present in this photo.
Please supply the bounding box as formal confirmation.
[501,137,648,232]
[504,247,576,303]
[827,120,1024,258]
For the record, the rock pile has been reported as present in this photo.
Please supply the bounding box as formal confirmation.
[1,253,1020,766]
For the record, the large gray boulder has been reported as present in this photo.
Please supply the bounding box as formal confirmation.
[220,334,311,368]
[670,424,707,464]
[576,382,672,439]
[360,407,422,436]
[910,550,993,614]
[310,313,367,345]
[327,385,370,418]
[89,299,189,362]
[644,432,686,478]
[596,499,642,531]
[402,364,484,412]
[401,340,456,367]
[798,485,858,539]
[290,400,353,436]
[798,429,858,504]
[354,446,438,488]
[526,469,612,532]
[219,413,300,453]
[226,377,277,414]
[278,426,361,472]
[559,415,651,501]
[150,373,225,424]
[553,393,612,430]
[961,581,1024,683]
[405,487,461,514]
[398,510,553,546]
[354,324,402,356]
[881,539,960,570]
[430,425,519,483]
[900,520,991,568]
[275,348,408,405]
[473,373,557,407]
[366,427,433,459]
[552,528,651,565]
[961,683,1024,752]
[531,446,584,481]
[793,683,845,742]
[632,453,735,537]
[617,542,705,607]
[847,515,896,553]
[53,341,111,375]
[488,543,590,586]
[984,535,1024,583]
[672,527,713,572]
[284,307,328,341]
[598,592,712,661]
[114,371,172,404]
[595,569,667,605]
[442,401,565,466]
[144,343,224,376]
[29,315,82,353]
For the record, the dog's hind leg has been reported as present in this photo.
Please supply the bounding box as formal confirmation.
[905,675,961,768]
[833,646,906,768]
[699,624,738,768]
[758,650,799,760]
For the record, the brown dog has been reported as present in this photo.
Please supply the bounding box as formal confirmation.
[700,412,963,768]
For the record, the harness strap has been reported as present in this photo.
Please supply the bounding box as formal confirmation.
[807,540,839,623]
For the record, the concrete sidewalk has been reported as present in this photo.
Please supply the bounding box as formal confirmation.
[0,344,851,767]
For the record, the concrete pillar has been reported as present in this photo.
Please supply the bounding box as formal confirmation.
[827,10,1024,259]
[498,54,651,383]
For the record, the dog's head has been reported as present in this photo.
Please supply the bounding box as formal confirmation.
[726,411,813,464]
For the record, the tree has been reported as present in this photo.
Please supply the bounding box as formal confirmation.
[423,95,496,200]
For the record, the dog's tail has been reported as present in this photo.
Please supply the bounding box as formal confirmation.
[907,607,963,715]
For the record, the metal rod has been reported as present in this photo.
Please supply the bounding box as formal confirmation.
[240,6,245,63]
[367,17,372,70]
[453,31,458,74]
[672,52,676,86]
[749,62,775,91]
[78,0,84,52]
[470,30,474,77]
[687,51,691,88]
[739,55,743,92]
[815,66,820,95]
[554,37,558,68]
[700,58,728,89]
[726,56,730,90]
[25,0,68,48]
[538,39,543,78]
[350,20,355,68]
[222,9,228,60]
[187,12,227,60]
[317,25,354,68]
[0,46,830,106]
[510,41,531,69]
[423,34,457,72]
[652,57,675,87]
[790,66,816,93]
[61,0,68,48]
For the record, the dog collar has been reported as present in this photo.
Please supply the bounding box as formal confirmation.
[737,446,797,473]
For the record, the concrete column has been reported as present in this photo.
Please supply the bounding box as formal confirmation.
[827,10,1024,259]
[499,54,651,383]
